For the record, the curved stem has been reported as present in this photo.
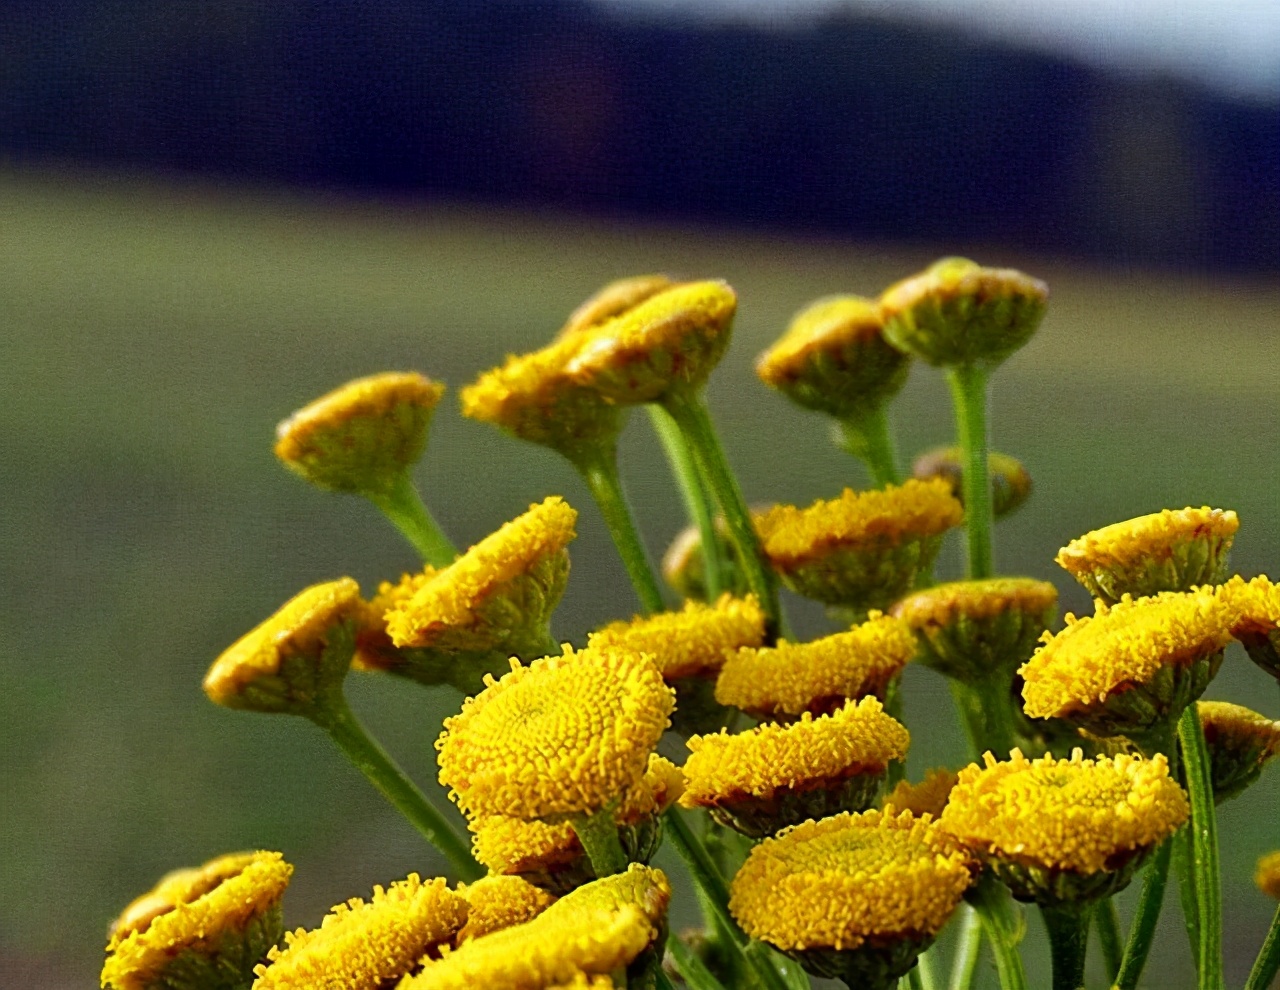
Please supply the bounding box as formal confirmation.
[968,874,1028,990]
[1041,901,1092,990]
[837,406,902,487]
[666,935,728,990]
[1246,901,1280,990]
[945,364,993,580]
[1095,897,1124,984]
[1113,838,1173,990]
[948,907,983,990]
[1177,704,1223,989]
[648,405,725,600]
[574,446,666,614]
[369,471,458,567]
[311,698,481,880]
[571,802,628,878]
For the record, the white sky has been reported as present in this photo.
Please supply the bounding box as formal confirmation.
[590,0,1280,100]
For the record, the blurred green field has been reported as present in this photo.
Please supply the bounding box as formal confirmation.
[1,170,1277,988]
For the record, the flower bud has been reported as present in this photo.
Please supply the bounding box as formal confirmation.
[660,517,750,602]
[1196,701,1280,804]
[912,445,1032,519]
[1223,574,1280,680]
[1258,851,1280,900]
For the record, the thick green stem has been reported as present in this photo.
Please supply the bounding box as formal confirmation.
[1174,820,1203,975]
[574,447,666,614]
[910,948,939,990]
[369,471,458,567]
[1041,901,1093,990]
[662,390,780,635]
[948,907,982,990]
[311,698,480,880]
[1246,901,1280,990]
[884,676,906,789]
[666,934,728,990]
[945,364,993,580]
[837,406,902,487]
[571,802,629,878]
[968,875,1028,990]
[1095,897,1124,983]
[648,405,725,600]
[950,679,1018,760]
[1113,838,1173,990]
[1178,704,1223,989]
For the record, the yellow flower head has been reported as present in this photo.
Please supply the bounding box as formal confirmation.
[1056,507,1239,604]
[754,480,963,609]
[545,974,616,990]
[352,568,436,671]
[102,851,292,990]
[882,769,960,819]
[912,446,1032,519]
[541,865,671,931]
[587,593,766,681]
[565,280,737,404]
[1019,589,1234,736]
[878,257,1048,369]
[730,810,974,952]
[938,749,1188,902]
[1257,851,1280,900]
[455,876,556,944]
[681,697,910,837]
[386,497,576,654]
[1197,700,1280,803]
[437,645,674,819]
[715,612,916,719]
[1223,574,1280,679]
[203,578,362,715]
[756,295,911,421]
[891,578,1058,684]
[274,372,445,496]
[559,274,674,338]
[253,874,466,990]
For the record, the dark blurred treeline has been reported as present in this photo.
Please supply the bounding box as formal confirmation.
[2,0,1277,270]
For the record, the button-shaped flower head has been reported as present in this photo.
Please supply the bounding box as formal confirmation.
[1223,574,1280,680]
[274,372,445,497]
[203,578,363,716]
[755,479,963,610]
[881,769,959,819]
[455,876,556,944]
[716,612,916,720]
[681,697,909,838]
[756,295,910,422]
[102,851,292,990]
[730,810,975,988]
[1056,507,1239,605]
[1196,701,1280,804]
[558,274,674,338]
[938,749,1188,905]
[879,257,1048,370]
[912,446,1032,519]
[252,875,467,990]
[437,645,674,820]
[1258,851,1280,900]
[1019,589,1235,739]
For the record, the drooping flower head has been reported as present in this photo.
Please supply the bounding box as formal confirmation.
[912,446,1032,519]
[1019,589,1235,739]
[102,851,292,990]
[252,875,467,990]
[437,645,674,820]
[881,769,960,819]
[1223,574,1280,680]
[455,876,556,944]
[891,578,1057,684]
[754,479,963,610]
[203,578,362,716]
[1196,701,1280,804]
[386,497,576,657]
[756,295,910,422]
[681,697,910,837]
[730,810,975,988]
[715,612,916,719]
[878,257,1048,370]
[1056,507,1239,605]
[1257,852,1280,900]
[938,749,1188,905]
[274,372,445,497]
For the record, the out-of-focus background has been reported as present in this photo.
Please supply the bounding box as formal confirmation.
[1,2,1277,987]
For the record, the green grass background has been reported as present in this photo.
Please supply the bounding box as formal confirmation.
[1,170,1277,987]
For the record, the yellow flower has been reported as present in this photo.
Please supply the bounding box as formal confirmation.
[545,975,617,989]
[1019,589,1234,736]
[1056,507,1239,604]
[587,594,766,681]
[911,446,1032,519]
[437,645,674,819]
[729,810,974,954]
[938,749,1187,902]
[352,568,436,671]
[455,876,555,944]
[540,865,671,930]
[1197,700,1280,803]
[274,372,445,496]
[1223,574,1280,679]
[252,874,466,990]
[755,295,910,421]
[1257,851,1280,900]
[203,579,362,714]
[681,697,909,837]
[754,479,963,609]
[102,851,292,990]
[878,257,1048,369]
[660,517,748,603]
[715,612,916,718]
[882,769,960,819]
[386,497,576,653]
[559,274,674,338]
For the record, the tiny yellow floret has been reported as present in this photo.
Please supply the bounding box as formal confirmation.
[882,769,960,819]
[1257,851,1280,900]
[455,876,555,943]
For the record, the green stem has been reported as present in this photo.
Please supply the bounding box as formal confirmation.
[945,364,993,580]
[1178,704,1223,989]
[648,405,725,600]
[948,907,982,990]
[369,471,458,567]
[666,930,729,990]
[310,698,480,880]
[1246,901,1280,990]
[654,967,681,990]
[663,809,792,990]
[1113,838,1173,990]
[662,389,781,636]
[884,676,906,789]
[571,802,629,878]
[837,406,902,487]
[1041,901,1093,990]
[913,948,940,990]
[1095,897,1124,984]
[968,874,1028,990]
[1174,819,1203,975]
[574,446,666,614]
[950,678,1018,760]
